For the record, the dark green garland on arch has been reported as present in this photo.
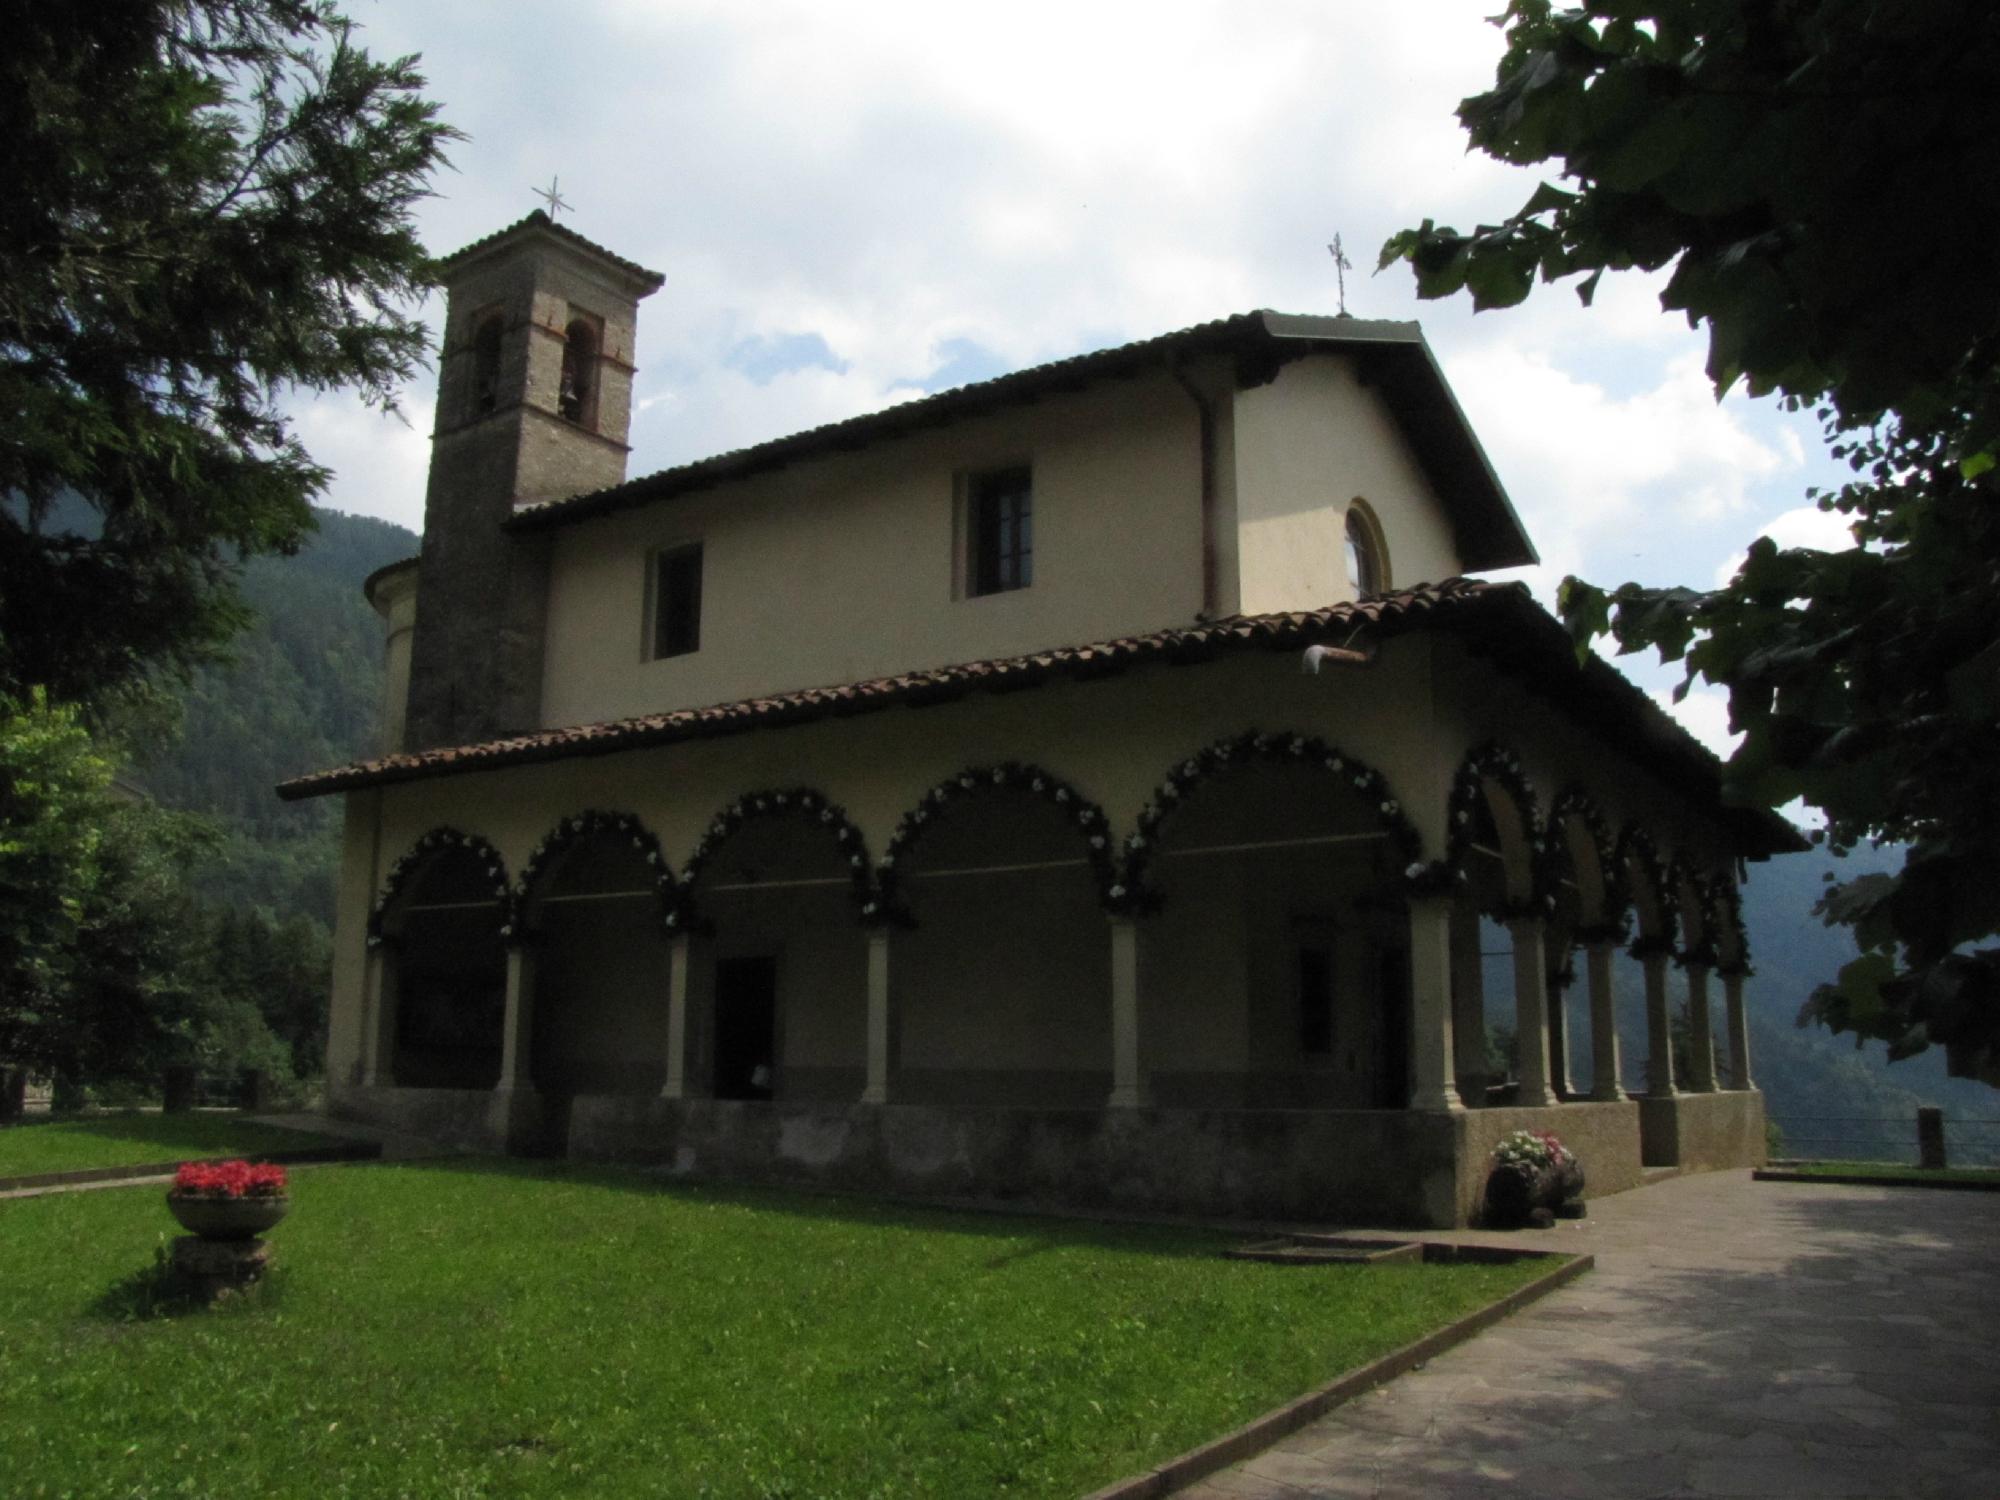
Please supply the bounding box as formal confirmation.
[1123,731,1434,911]
[878,764,1123,923]
[1446,741,1554,922]
[675,788,875,931]
[367,827,510,948]
[515,810,678,941]
[1545,784,1627,945]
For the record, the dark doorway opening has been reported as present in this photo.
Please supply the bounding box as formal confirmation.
[1376,944,1412,1108]
[714,956,777,1100]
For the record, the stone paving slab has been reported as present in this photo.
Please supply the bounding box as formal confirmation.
[1176,1170,2000,1500]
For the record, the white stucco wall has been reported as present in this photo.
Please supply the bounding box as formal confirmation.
[1232,355,1466,613]
[537,373,1206,727]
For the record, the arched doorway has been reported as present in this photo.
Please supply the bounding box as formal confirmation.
[679,789,874,1103]
[881,765,1119,1108]
[371,832,509,1089]
[516,813,676,1100]
[1129,733,1425,1109]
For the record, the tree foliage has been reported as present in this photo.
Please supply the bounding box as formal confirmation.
[0,0,456,707]
[1383,0,2000,1077]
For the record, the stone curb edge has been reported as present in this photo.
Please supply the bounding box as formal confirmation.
[1079,1249,1594,1500]
[0,1142,382,1194]
[1754,1168,2000,1193]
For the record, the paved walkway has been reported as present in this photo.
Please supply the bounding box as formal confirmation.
[1183,1171,2000,1500]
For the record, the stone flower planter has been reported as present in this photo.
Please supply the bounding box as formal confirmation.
[166,1192,290,1241]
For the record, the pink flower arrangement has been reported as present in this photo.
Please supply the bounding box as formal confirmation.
[170,1160,289,1199]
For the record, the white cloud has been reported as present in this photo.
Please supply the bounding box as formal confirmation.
[304,0,1841,605]
[1713,502,1860,586]
[1652,685,1740,760]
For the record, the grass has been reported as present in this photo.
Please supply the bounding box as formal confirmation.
[0,1160,1558,1499]
[0,1112,345,1178]
[1769,1159,2000,1186]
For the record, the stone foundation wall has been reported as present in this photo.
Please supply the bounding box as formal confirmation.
[1638,1090,1766,1171]
[328,1083,538,1154]
[329,1083,1663,1227]
[569,1098,1483,1226]
[1454,1101,1644,1223]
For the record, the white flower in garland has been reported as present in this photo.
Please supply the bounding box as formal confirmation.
[1109,884,1126,901]
[992,769,1006,785]
[1055,788,1070,803]
[1088,835,1105,849]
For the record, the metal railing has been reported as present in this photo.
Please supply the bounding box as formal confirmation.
[1768,1108,2000,1168]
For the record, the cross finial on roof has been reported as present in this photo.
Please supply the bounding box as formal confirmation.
[533,175,572,219]
[1328,235,1353,316]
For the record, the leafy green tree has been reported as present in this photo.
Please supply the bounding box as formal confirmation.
[0,691,113,1075]
[0,0,456,708]
[1382,1,2000,1079]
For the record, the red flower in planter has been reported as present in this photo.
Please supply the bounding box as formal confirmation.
[171,1160,288,1199]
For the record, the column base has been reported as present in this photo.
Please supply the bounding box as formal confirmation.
[1591,1084,1627,1103]
[1409,1087,1464,1113]
[859,1083,888,1106]
[1106,1084,1150,1109]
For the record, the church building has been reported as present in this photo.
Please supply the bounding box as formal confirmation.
[281,211,1799,1227]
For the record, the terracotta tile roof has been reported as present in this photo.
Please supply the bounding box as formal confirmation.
[276,579,1802,856]
[435,210,665,291]
[505,311,1535,573]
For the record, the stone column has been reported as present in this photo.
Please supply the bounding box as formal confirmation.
[1448,900,1488,1104]
[1586,942,1624,1102]
[1107,917,1148,1108]
[1546,964,1574,1099]
[862,929,892,1105]
[1643,953,1677,1098]
[359,945,398,1088]
[660,934,692,1100]
[1685,963,1719,1092]
[1508,918,1558,1107]
[1407,897,1464,1112]
[497,945,536,1092]
[1724,971,1753,1090]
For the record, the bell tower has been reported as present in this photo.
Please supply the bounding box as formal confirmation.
[401,211,665,751]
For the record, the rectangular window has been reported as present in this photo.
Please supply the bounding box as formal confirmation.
[1298,944,1335,1056]
[967,466,1032,596]
[651,544,703,659]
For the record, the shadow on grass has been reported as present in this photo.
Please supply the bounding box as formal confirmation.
[348,1154,1241,1261]
[89,1244,289,1324]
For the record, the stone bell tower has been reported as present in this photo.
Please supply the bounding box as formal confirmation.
[401,211,665,751]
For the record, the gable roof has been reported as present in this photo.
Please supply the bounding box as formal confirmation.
[277,578,1800,858]
[507,311,1536,572]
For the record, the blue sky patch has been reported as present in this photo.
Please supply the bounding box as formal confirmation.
[724,331,848,383]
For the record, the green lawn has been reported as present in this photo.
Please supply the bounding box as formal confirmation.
[0,1161,1558,1499]
[0,1112,345,1178]
[1773,1160,2000,1186]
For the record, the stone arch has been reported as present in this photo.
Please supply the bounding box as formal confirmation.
[679,787,875,929]
[469,312,503,418]
[1124,729,1427,1111]
[515,809,678,935]
[1124,730,1426,910]
[879,763,1119,921]
[1708,874,1752,977]
[370,828,511,944]
[1445,742,1547,918]
[1543,786,1618,936]
[1668,855,1716,966]
[559,315,599,427]
[1613,825,1676,957]
[368,828,511,1090]
[677,787,878,1105]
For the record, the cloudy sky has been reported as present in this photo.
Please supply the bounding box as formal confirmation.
[301,0,1855,753]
